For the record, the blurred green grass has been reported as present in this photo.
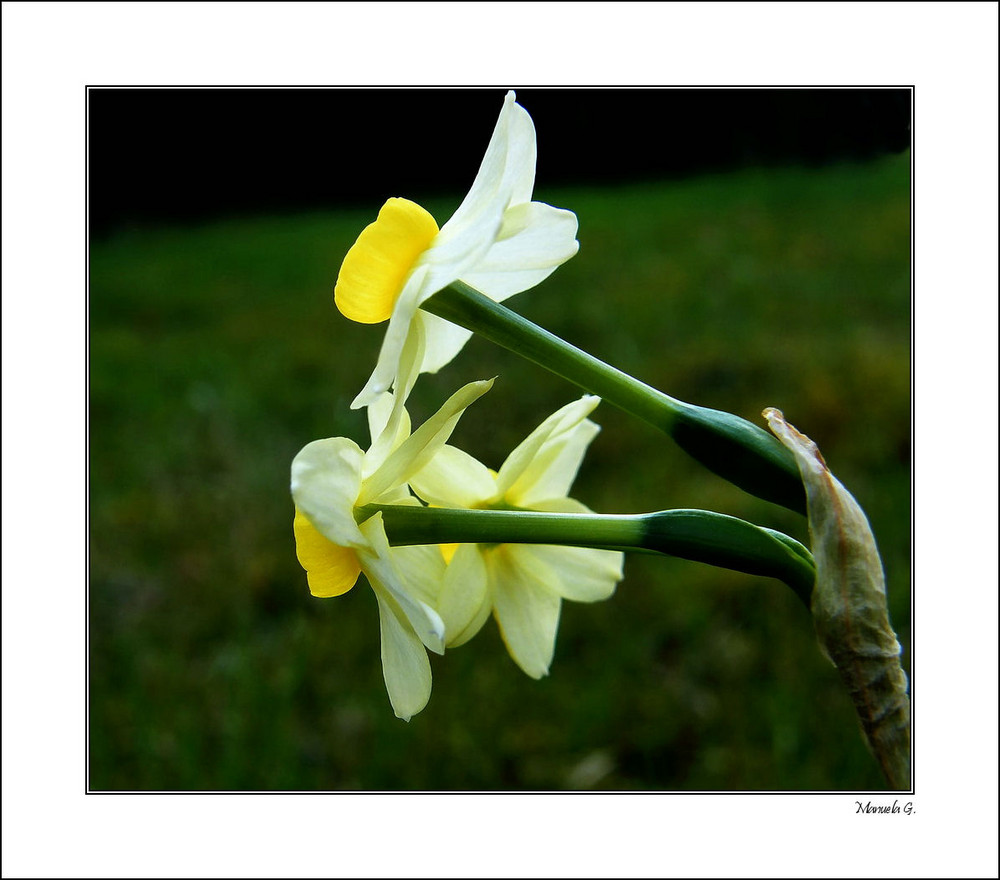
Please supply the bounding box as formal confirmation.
[89,153,910,790]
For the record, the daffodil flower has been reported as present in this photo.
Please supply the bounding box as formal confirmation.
[408,395,625,679]
[291,378,493,719]
[335,90,579,411]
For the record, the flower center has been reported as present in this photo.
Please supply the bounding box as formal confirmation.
[334,197,439,324]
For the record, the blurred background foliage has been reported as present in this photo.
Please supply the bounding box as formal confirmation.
[89,106,910,789]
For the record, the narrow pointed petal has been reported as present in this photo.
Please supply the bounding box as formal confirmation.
[436,93,516,235]
[509,418,601,507]
[431,92,536,264]
[359,378,493,504]
[393,305,429,406]
[514,545,623,603]
[372,583,433,721]
[409,444,497,509]
[351,265,433,409]
[495,395,601,500]
[292,508,362,597]
[438,543,492,647]
[364,391,413,475]
[489,545,562,679]
[366,391,397,446]
[495,91,537,206]
[290,437,367,548]
[357,514,445,654]
[377,484,416,506]
[364,321,427,478]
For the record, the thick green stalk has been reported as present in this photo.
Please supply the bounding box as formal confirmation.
[422,281,806,515]
[358,504,815,605]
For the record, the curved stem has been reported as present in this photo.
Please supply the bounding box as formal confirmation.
[422,281,806,515]
[358,503,815,605]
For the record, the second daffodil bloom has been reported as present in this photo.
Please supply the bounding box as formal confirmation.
[291,378,493,720]
[409,395,625,679]
[336,90,580,410]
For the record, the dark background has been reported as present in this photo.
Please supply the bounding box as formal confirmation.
[88,87,910,235]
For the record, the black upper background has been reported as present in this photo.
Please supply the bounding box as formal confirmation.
[88,88,911,236]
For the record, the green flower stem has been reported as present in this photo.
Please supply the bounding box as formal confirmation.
[358,503,815,605]
[422,281,806,515]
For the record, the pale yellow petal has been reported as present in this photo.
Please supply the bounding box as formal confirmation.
[513,545,623,603]
[357,514,445,655]
[409,444,497,509]
[359,378,493,505]
[390,542,448,608]
[438,543,492,647]
[489,545,562,679]
[364,391,413,476]
[510,418,601,508]
[495,395,600,502]
[371,582,433,721]
[290,437,366,548]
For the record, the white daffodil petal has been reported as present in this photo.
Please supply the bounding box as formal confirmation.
[433,92,532,252]
[393,304,428,405]
[358,515,445,654]
[410,444,497,509]
[495,395,601,499]
[489,545,562,679]
[351,264,432,410]
[360,378,493,504]
[290,437,367,548]
[364,392,413,475]
[438,543,492,647]
[513,545,623,603]
[435,95,513,234]
[390,542,448,608]
[461,203,580,302]
[509,418,601,507]
[366,392,396,446]
[413,310,475,376]
[372,583,433,722]
[501,95,538,206]
[422,92,539,287]
[378,484,416,506]
[363,310,424,474]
